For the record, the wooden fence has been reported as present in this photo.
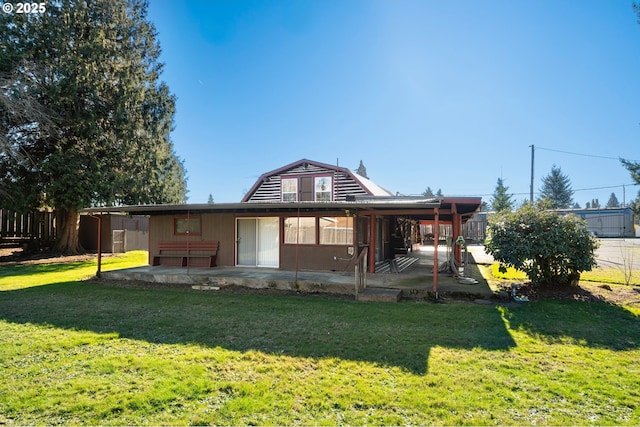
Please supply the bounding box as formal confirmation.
[0,209,56,246]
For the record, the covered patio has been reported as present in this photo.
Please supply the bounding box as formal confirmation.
[85,195,486,302]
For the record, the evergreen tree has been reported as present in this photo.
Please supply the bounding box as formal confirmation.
[422,187,435,198]
[436,188,443,197]
[572,202,581,209]
[606,192,620,208]
[591,198,601,209]
[355,160,368,178]
[621,159,640,185]
[629,190,640,218]
[207,194,214,204]
[490,178,514,212]
[0,0,187,253]
[538,165,574,209]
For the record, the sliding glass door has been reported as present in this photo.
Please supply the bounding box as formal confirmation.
[236,217,279,267]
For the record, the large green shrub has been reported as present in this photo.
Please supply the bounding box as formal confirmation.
[485,204,599,286]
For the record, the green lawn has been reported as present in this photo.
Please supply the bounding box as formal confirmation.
[1,252,639,425]
[485,262,640,287]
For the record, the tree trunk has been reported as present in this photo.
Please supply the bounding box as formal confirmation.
[54,207,81,254]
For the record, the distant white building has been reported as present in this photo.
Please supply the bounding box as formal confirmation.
[556,207,635,238]
[466,207,637,241]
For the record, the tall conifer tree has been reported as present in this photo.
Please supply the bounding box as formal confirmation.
[539,165,574,209]
[0,0,187,252]
[606,193,620,208]
[491,178,514,212]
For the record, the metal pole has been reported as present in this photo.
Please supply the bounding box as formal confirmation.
[89,214,102,277]
[529,144,535,204]
[186,209,190,274]
[295,206,300,283]
[433,208,439,300]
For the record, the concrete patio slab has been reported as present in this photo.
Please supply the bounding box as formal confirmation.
[101,245,494,301]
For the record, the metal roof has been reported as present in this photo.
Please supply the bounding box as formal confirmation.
[81,199,442,216]
[81,196,483,224]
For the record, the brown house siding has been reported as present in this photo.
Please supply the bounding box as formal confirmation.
[149,213,236,266]
[280,244,353,271]
[149,212,357,271]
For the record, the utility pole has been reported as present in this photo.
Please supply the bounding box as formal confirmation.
[529,144,535,204]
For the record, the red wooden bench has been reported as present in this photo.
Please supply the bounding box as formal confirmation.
[152,241,219,268]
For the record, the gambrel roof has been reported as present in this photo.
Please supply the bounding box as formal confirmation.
[241,159,393,203]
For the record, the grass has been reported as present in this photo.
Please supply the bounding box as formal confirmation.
[1,252,639,425]
[484,261,640,287]
[0,250,148,291]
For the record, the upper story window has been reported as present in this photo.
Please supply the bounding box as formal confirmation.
[315,176,332,201]
[281,175,333,202]
[282,178,298,202]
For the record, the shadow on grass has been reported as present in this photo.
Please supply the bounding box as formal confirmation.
[466,253,490,288]
[0,281,516,374]
[0,261,94,278]
[503,300,639,350]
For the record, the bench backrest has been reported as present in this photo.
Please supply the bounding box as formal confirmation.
[158,241,219,252]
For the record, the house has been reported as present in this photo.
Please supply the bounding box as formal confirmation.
[83,159,482,276]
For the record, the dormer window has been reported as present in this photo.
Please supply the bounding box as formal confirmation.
[282,178,298,202]
[281,175,333,202]
[315,176,332,201]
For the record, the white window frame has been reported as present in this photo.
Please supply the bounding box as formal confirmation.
[281,177,298,202]
[314,176,332,201]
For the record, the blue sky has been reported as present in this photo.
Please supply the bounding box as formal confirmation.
[147,0,640,207]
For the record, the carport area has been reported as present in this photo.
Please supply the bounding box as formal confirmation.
[100,244,493,302]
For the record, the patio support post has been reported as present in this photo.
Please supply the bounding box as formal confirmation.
[368,214,376,273]
[433,208,439,299]
[452,203,462,266]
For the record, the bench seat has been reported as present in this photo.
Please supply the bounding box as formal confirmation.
[152,240,219,268]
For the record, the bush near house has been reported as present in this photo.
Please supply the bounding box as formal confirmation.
[485,204,599,286]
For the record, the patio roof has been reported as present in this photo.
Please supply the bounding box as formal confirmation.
[81,196,481,223]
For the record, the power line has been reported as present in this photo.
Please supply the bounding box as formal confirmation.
[536,146,640,162]
[571,183,639,193]
[441,182,639,198]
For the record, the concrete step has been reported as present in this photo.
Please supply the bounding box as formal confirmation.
[356,288,401,303]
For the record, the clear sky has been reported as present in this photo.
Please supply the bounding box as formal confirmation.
[146,0,640,207]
